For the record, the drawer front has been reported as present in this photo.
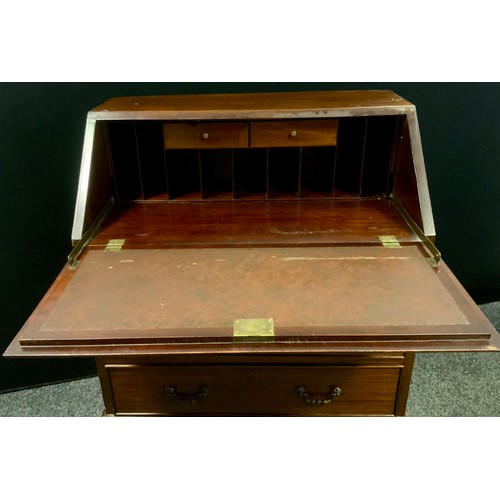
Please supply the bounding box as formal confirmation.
[164,122,248,149]
[250,119,338,147]
[107,364,400,416]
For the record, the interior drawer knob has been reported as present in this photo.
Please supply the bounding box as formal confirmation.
[296,385,341,405]
[202,132,209,140]
[290,130,297,137]
[165,386,209,403]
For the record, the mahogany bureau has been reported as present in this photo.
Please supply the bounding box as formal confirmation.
[4,90,499,416]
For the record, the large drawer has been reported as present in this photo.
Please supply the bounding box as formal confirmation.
[106,364,401,416]
[250,119,338,147]
[163,122,248,149]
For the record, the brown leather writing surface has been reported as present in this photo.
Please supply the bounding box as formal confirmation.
[40,246,468,332]
[15,244,483,350]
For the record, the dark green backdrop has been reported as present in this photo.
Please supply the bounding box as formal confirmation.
[1,83,499,392]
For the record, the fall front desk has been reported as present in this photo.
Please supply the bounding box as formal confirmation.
[5,91,499,416]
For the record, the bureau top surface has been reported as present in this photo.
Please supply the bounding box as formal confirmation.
[88,90,414,120]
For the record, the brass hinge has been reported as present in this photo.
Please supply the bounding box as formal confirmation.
[378,235,402,248]
[105,239,125,252]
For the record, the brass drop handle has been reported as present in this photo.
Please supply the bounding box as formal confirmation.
[296,386,341,405]
[165,386,209,403]
[290,130,297,137]
[202,132,209,140]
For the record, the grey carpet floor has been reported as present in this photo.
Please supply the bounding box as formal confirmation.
[1,302,499,417]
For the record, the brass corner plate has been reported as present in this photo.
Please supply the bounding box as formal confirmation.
[233,318,274,339]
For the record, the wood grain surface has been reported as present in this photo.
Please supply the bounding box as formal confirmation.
[89,90,412,120]
[106,363,401,416]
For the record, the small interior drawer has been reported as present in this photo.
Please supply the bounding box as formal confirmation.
[164,122,248,149]
[250,119,338,147]
[106,364,400,416]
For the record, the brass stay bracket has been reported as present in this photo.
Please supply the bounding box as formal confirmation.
[68,199,115,269]
[390,194,441,267]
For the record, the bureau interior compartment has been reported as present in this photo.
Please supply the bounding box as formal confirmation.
[107,116,400,203]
